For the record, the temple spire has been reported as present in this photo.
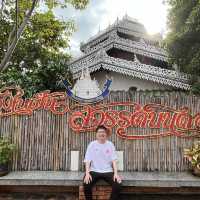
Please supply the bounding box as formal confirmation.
[85,67,90,79]
[72,67,102,98]
[80,68,84,80]
[98,25,101,33]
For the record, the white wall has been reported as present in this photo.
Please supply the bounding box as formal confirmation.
[91,70,173,91]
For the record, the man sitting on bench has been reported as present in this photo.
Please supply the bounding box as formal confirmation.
[83,125,122,200]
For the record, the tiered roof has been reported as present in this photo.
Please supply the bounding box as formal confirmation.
[69,15,191,90]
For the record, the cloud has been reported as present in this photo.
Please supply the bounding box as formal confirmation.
[54,0,167,57]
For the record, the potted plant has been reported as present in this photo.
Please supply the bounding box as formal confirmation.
[184,141,200,176]
[0,136,16,177]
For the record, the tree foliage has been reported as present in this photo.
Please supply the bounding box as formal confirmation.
[164,0,200,94]
[0,0,89,96]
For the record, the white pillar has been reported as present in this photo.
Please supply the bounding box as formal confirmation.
[70,151,79,171]
[116,151,124,171]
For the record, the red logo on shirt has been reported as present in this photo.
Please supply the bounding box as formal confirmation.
[106,149,110,154]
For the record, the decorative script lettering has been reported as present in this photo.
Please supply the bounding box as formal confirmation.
[0,87,199,139]
[0,87,69,116]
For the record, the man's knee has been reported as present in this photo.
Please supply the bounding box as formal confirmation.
[112,181,122,190]
[83,181,93,190]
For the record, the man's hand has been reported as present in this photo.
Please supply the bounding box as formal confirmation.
[84,172,92,184]
[113,173,122,183]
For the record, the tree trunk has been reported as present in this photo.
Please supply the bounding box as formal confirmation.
[0,0,38,72]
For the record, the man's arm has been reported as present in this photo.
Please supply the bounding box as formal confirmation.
[112,159,122,183]
[83,143,93,184]
[85,161,91,174]
[111,142,118,174]
[112,159,118,175]
[83,161,92,184]
[111,142,122,183]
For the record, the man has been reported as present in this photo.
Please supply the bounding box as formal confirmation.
[83,125,122,200]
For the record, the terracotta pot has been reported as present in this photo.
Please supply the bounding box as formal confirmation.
[0,163,9,177]
[192,166,200,177]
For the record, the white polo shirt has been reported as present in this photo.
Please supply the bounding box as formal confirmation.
[84,140,118,173]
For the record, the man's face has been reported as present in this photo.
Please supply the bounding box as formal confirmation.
[96,128,107,143]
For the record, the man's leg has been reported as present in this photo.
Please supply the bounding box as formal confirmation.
[102,172,122,200]
[83,171,99,200]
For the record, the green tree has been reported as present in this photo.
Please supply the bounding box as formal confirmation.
[164,0,200,94]
[0,0,88,96]
[0,0,89,72]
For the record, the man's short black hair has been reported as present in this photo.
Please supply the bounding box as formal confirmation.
[95,125,109,134]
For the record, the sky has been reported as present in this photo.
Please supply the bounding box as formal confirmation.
[53,0,168,57]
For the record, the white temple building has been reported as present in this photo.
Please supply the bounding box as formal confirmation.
[72,67,102,99]
[69,15,191,91]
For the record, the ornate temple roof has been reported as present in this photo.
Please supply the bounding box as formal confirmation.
[80,15,147,51]
[68,15,191,90]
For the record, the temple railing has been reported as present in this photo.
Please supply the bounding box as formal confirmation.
[71,51,190,90]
